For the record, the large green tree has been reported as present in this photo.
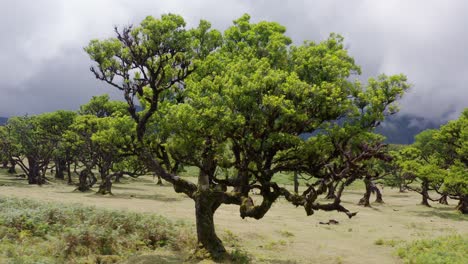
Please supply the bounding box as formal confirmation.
[85,14,409,257]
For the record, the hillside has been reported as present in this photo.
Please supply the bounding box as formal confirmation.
[376,114,442,145]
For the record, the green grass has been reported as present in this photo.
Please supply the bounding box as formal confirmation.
[0,197,195,263]
[396,235,468,264]
[374,238,402,247]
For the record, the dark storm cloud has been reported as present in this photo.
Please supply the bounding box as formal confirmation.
[1,0,467,120]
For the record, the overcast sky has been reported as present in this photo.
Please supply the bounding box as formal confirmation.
[1,0,467,122]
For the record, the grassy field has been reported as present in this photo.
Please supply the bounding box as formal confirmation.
[0,169,467,263]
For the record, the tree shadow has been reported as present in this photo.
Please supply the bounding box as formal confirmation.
[255,259,298,264]
[89,192,183,202]
[111,185,146,192]
[0,174,34,188]
[344,190,363,195]
[409,208,468,221]
[142,183,174,188]
[387,193,412,198]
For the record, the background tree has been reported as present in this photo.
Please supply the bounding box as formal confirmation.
[433,109,468,213]
[0,126,17,173]
[91,115,136,194]
[397,109,467,213]
[357,158,389,207]
[79,94,128,117]
[397,146,443,206]
[384,145,415,193]
[49,111,77,181]
[7,111,75,184]
[65,95,136,192]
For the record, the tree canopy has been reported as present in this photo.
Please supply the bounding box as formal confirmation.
[85,13,410,257]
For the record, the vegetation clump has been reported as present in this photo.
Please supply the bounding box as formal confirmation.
[396,235,468,264]
[0,197,195,263]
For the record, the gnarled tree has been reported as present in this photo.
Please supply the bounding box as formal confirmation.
[85,14,410,257]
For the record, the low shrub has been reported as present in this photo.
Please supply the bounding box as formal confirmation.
[0,197,195,263]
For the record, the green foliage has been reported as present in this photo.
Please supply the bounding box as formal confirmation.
[396,235,468,264]
[79,94,127,117]
[85,12,411,254]
[433,109,468,196]
[65,113,136,175]
[374,238,402,247]
[176,13,410,188]
[0,197,195,263]
[5,111,77,183]
[397,108,467,207]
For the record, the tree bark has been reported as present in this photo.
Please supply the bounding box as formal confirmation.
[27,157,39,184]
[67,162,73,184]
[77,169,95,192]
[420,180,431,207]
[194,191,226,259]
[374,184,384,203]
[456,195,468,214]
[156,174,163,186]
[358,178,372,207]
[55,159,67,180]
[438,194,448,205]
[293,172,299,194]
[97,166,113,195]
[97,175,113,195]
[7,159,16,174]
[325,182,337,199]
[399,183,406,193]
[114,172,122,183]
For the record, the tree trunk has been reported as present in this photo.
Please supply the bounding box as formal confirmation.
[237,167,250,196]
[325,182,337,199]
[156,174,163,186]
[373,184,384,203]
[171,161,180,174]
[456,195,468,214]
[27,157,40,184]
[90,173,97,186]
[77,169,94,192]
[67,162,73,184]
[7,159,16,174]
[421,180,431,207]
[438,194,448,205]
[114,172,122,183]
[293,172,299,194]
[55,159,67,180]
[194,191,226,259]
[97,175,113,195]
[399,182,406,193]
[358,178,371,207]
[97,167,113,195]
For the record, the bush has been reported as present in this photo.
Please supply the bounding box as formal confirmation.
[396,235,468,264]
[0,197,195,263]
